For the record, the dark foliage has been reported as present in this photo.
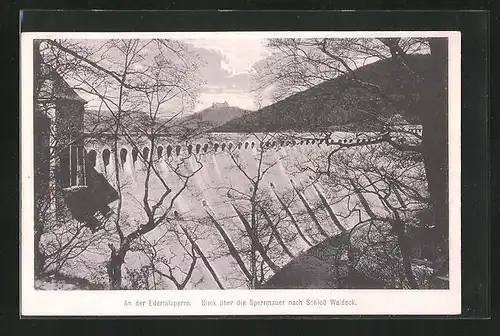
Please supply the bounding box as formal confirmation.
[213,55,432,133]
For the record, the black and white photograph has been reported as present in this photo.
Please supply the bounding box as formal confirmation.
[21,31,461,315]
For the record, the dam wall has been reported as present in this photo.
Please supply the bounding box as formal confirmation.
[64,128,423,289]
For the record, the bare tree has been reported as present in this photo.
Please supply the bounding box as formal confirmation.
[200,133,321,288]
[125,207,226,290]
[33,40,121,279]
[288,135,437,288]
[134,231,197,290]
[35,38,204,289]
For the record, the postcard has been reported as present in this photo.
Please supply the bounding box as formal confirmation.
[20,30,461,316]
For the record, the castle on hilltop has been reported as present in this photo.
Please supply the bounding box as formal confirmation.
[211,101,229,108]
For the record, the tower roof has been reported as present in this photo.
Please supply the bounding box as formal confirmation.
[37,64,87,105]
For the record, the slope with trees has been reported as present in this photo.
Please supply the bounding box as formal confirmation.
[244,38,449,283]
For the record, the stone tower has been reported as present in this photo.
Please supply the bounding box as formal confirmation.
[34,43,117,233]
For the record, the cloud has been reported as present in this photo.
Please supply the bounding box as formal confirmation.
[185,39,270,111]
[187,38,270,74]
[188,46,252,92]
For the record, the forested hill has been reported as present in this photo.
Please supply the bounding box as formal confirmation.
[212,55,433,133]
[83,103,251,136]
[178,103,252,132]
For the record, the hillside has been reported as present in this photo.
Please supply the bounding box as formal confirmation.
[178,102,252,132]
[212,55,432,133]
[83,102,251,137]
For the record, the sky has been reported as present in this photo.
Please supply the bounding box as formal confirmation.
[55,38,272,115]
[185,38,271,112]
[48,36,432,116]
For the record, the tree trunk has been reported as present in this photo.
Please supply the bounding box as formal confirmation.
[417,38,449,257]
[34,227,45,277]
[34,40,43,278]
[250,202,257,289]
[107,260,123,289]
[107,244,126,289]
[387,216,418,289]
